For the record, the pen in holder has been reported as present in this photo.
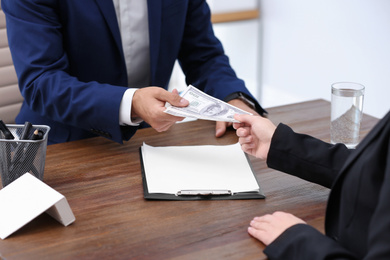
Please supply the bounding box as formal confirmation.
[0,123,50,188]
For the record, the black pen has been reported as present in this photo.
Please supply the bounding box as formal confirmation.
[11,121,32,164]
[0,120,14,140]
[21,129,44,178]
[19,121,32,140]
[0,120,14,186]
[9,122,33,183]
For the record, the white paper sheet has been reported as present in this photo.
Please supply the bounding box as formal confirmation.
[141,142,260,194]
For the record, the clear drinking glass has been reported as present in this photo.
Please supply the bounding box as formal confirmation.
[330,82,365,149]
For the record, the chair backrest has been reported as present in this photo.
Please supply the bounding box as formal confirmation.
[0,0,23,124]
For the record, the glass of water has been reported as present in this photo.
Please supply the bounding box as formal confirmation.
[330,82,365,149]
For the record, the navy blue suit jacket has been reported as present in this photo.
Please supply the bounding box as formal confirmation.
[2,0,262,144]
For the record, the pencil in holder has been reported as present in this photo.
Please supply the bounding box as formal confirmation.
[0,124,50,188]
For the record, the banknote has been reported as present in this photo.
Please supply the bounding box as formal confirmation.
[164,85,252,122]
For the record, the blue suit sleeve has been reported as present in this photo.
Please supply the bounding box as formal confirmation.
[177,0,265,114]
[2,0,131,143]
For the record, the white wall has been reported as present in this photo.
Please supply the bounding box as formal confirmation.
[212,20,260,99]
[168,19,260,99]
[171,0,390,118]
[170,0,261,99]
[259,0,390,118]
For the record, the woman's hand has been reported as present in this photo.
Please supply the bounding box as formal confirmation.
[248,211,306,245]
[233,114,276,160]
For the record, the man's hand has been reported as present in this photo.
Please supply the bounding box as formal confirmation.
[132,87,189,132]
[215,99,259,137]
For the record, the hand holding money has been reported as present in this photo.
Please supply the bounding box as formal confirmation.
[164,85,252,123]
[132,87,189,132]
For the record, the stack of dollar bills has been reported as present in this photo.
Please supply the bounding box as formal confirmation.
[164,85,252,123]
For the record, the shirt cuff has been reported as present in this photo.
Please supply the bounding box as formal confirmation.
[119,88,144,126]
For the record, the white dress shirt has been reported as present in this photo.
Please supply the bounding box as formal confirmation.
[113,0,150,126]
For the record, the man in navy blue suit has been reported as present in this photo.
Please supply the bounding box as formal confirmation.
[2,0,266,144]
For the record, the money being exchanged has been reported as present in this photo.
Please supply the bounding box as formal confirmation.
[164,85,252,123]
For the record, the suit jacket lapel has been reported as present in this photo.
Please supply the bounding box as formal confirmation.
[326,111,389,236]
[338,112,390,176]
[147,0,162,85]
[94,0,124,58]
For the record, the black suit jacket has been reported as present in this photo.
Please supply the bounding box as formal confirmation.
[264,111,390,259]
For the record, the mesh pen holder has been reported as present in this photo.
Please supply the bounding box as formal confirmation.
[0,124,50,188]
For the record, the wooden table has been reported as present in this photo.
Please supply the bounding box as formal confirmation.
[0,100,379,259]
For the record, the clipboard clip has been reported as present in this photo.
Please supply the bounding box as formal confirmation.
[176,190,232,196]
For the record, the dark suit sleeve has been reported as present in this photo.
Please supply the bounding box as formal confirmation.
[362,143,390,259]
[177,0,266,115]
[267,123,351,188]
[2,0,131,143]
[264,139,390,259]
[264,224,359,259]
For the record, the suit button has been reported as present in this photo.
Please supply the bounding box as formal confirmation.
[90,129,112,139]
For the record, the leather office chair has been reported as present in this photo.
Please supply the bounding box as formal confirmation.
[0,0,24,124]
